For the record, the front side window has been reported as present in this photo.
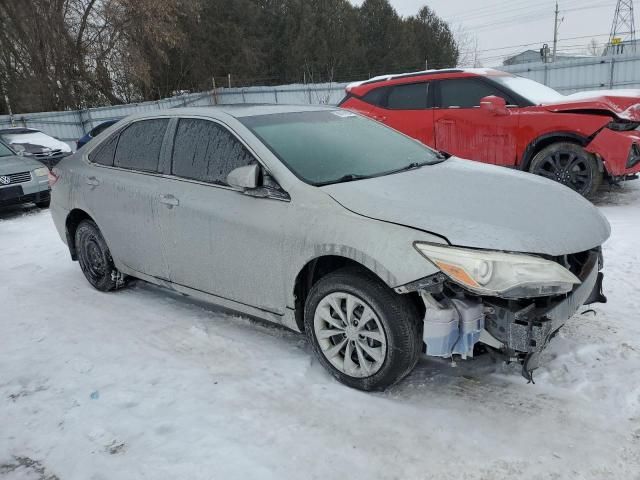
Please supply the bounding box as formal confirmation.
[386,83,429,109]
[171,119,255,185]
[241,110,443,186]
[114,119,169,172]
[438,78,510,108]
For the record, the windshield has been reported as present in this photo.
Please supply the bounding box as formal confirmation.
[0,141,14,157]
[241,110,443,185]
[492,75,565,105]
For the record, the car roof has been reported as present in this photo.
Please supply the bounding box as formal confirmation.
[127,104,337,122]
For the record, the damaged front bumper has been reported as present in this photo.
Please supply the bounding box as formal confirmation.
[484,251,604,380]
[418,250,605,381]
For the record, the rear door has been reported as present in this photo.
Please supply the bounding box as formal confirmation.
[157,118,290,314]
[433,77,520,166]
[82,118,171,279]
[365,82,435,146]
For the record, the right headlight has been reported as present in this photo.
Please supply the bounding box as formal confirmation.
[414,243,581,299]
[34,167,49,177]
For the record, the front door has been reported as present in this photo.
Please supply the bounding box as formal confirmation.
[433,78,520,166]
[156,118,289,314]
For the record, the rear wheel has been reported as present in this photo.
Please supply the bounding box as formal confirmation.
[529,142,602,197]
[304,267,421,391]
[75,220,125,291]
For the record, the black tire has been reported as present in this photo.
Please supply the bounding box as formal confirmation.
[35,199,50,209]
[304,267,421,391]
[75,219,125,292]
[529,142,602,198]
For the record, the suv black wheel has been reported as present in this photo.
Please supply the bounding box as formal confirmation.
[75,219,125,291]
[529,142,602,197]
[304,267,421,391]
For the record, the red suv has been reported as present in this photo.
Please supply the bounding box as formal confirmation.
[339,68,640,196]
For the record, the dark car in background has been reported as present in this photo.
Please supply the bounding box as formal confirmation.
[0,127,72,169]
[77,120,119,149]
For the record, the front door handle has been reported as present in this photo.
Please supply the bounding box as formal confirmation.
[160,194,179,208]
[86,176,100,186]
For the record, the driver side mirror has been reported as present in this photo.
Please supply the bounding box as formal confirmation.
[480,95,510,116]
[227,164,260,190]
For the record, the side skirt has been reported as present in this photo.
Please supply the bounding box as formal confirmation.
[116,264,300,332]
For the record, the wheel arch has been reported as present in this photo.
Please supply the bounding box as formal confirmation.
[520,132,591,171]
[292,255,423,332]
[65,208,95,260]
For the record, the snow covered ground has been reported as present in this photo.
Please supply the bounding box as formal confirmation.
[1,184,639,480]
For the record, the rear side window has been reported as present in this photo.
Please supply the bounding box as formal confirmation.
[438,78,509,108]
[386,83,429,109]
[171,119,255,185]
[114,119,169,172]
[362,87,388,107]
[88,133,118,166]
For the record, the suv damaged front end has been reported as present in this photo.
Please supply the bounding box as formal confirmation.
[397,244,606,381]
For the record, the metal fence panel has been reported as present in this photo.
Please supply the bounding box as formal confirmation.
[501,52,640,93]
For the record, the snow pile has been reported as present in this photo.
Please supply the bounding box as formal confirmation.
[1,184,639,479]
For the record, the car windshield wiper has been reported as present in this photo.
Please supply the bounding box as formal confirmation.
[316,173,371,186]
[383,159,439,176]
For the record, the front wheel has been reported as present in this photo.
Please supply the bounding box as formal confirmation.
[75,219,125,292]
[529,142,602,197]
[304,267,421,391]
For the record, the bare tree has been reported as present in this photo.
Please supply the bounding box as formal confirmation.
[587,38,601,56]
[453,25,482,68]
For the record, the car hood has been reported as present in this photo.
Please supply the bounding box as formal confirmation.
[2,132,72,154]
[0,154,45,173]
[543,90,640,121]
[322,158,611,256]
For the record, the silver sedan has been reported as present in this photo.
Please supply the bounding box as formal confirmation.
[50,105,610,390]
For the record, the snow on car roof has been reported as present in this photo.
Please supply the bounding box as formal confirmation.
[346,68,511,90]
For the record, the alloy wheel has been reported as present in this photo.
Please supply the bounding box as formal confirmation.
[533,150,593,194]
[313,292,387,378]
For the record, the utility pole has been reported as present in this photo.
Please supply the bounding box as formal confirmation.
[552,1,560,61]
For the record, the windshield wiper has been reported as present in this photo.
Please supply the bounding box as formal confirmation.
[317,173,370,186]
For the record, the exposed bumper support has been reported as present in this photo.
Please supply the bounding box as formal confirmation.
[484,251,603,380]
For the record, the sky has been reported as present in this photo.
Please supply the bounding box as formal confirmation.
[350,0,633,66]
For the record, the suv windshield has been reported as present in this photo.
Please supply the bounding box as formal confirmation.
[0,141,14,157]
[491,75,565,105]
[241,110,443,185]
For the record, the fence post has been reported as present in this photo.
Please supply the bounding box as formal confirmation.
[609,56,616,89]
[274,89,278,104]
[241,88,246,103]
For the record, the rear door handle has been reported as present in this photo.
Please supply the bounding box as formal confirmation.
[86,176,100,186]
[160,194,179,208]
